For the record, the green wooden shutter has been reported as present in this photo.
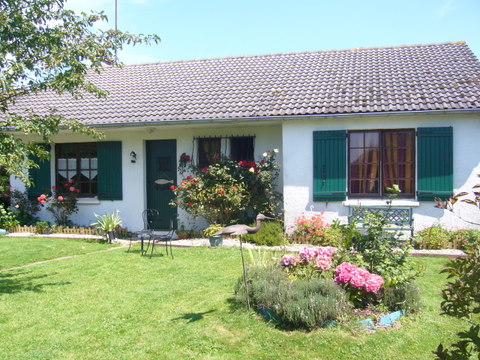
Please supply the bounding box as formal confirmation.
[417,127,453,201]
[313,130,347,201]
[97,141,123,200]
[27,144,51,198]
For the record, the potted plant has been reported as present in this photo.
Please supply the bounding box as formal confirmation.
[91,209,123,243]
[203,224,224,247]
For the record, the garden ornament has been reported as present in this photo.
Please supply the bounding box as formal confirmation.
[214,214,273,309]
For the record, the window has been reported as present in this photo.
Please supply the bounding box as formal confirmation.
[230,137,254,161]
[348,129,415,197]
[56,143,98,196]
[197,136,254,167]
[313,128,451,202]
[198,138,221,168]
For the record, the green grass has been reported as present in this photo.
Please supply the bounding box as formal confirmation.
[0,240,467,360]
[0,237,117,269]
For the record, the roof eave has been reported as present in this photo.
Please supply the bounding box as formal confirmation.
[87,108,480,128]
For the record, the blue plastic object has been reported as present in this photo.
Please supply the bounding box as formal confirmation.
[378,310,404,326]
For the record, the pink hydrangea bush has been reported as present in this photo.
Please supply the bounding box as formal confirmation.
[280,246,337,279]
[334,262,384,294]
[280,249,385,308]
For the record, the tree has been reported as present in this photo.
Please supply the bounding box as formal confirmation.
[0,0,160,188]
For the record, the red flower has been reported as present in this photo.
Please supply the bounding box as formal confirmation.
[51,185,56,190]
[187,202,193,206]
[57,196,64,201]
[169,185,175,191]
[76,189,81,193]
[202,166,209,173]
[181,180,186,185]
[69,186,75,192]
[218,189,225,194]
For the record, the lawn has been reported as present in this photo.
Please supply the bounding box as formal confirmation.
[0,239,466,360]
[0,237,117,270]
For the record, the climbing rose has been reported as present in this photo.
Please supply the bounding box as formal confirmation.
[69,186,75,192]
[57,196,64,201]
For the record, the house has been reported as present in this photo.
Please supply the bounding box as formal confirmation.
[8,41,480,232]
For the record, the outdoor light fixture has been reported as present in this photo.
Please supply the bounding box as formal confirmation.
[130,151,137,163]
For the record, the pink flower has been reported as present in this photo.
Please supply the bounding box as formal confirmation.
[349,268,370,289]
[218,189,225,194]
[280,255,299,267]
[14,204,20,209]
[68,179,74,184]
[316,246,337,258]
[231,186,237,190]
[334,262,358,284]
[76,189,81,193]
[364,274,384,293]
[69,186,75,192]
[51,185,56,190]
[169,185,175,191]
[315,257,332,271]
[57,196,64,201]
[299,247,317,261]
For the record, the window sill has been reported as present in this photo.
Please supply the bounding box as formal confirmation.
[77,197,100,205]
[343,199,420,207]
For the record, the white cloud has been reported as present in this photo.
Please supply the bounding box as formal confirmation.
[436,0,456,19]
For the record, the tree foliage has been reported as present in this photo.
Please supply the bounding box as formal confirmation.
[0,0,160,185]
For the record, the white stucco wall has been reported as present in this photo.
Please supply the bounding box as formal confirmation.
[10,121,283,232]
[282,113,480,233]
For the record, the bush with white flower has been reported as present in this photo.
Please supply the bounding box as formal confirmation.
[171,149,281,225]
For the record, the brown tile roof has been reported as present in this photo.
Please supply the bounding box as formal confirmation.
[10,41,480,125]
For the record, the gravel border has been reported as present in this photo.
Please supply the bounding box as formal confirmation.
[3,233,467,258]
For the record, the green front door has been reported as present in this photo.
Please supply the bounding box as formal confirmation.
[146,140,177,229]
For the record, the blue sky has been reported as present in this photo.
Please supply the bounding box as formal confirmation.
[66,0,480,64]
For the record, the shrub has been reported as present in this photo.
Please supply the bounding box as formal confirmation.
[415,225,453,249]
[9,189,40,225]
[244,221,286,246]
[288,212,330,244]
[433,243,480,359]
[380,282,421,312]
[0,205,19,230]
[235,266,349,329]
[450,229,480,250]
[37,183,79,226]
[277,279,349,329]
[35,221,50,234]
[314,226,345,247]
[171,150,281,225]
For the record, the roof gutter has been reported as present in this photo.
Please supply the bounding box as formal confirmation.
[88,108,480,128]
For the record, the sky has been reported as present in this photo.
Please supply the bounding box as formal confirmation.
[65,0,480,65]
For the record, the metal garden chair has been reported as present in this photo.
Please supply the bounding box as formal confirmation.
[142,209,175,258]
